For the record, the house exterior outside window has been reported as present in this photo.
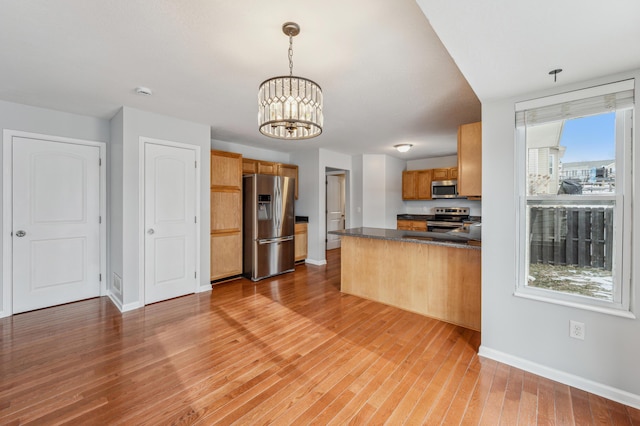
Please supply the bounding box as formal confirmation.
[515,80,634,314]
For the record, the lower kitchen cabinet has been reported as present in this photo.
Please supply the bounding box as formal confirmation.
[295,223,308,262]
[397,220,427,231]
[210,232,242,281]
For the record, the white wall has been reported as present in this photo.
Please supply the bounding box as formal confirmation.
[481,69,640,407]
[405,198,482,217]
[0,100,110,317]
[361,154,406,229]
[362,155,387,227]
[290,149,320,262]
[350,155,364,228]
[407,154,458,170]
[211,139,290,163]
[113,107,211,309]
[384,155,406,227]
[108,109,124,305]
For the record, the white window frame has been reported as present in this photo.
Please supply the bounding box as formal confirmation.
[514,80,634,316]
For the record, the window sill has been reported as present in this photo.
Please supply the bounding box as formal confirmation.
[513,290,636,319]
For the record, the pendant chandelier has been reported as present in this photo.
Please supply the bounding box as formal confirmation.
[258,22,323,140]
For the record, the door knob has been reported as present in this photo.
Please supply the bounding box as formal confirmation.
[147,228,155,235]
[15,230,26,237]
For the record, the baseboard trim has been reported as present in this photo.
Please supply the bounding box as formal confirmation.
[108,293,142,313]
[305,258,327,266]
[197,285,212,293]
[479,345,640,410]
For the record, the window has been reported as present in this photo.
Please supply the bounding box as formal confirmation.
[515,80,634,313]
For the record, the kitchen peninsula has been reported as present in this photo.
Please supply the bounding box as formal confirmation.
[330,227,481,331]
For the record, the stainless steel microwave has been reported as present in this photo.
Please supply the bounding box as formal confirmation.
[431,180,459,199]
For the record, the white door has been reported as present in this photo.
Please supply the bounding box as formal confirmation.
[12,137,101,313]
[144,142,197,304]
[326,174,345,250]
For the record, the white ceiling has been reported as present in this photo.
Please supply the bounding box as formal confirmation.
[3,2,637,162]
[417,0,640,102]
[0,0,481,160]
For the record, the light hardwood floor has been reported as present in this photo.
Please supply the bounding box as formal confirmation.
[1,249,639,425]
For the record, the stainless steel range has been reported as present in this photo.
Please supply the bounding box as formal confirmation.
[427,207,470,233]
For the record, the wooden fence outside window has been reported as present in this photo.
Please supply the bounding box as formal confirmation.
[529,206,613,271]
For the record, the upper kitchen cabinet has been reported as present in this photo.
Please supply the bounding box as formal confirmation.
[257,161,277,175]
[402,170,418,199]
[242,158,277,175]
[277,163,299,199]
[402,169,432,200]
[416,169,432,199]
[457,121,482,198]
[244,158,299,199]
[432,167,458,181]
[242,158,257,175]
[212,150,242,188]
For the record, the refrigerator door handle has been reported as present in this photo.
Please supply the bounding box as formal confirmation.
[258,235,294,244]
[275,178,281,232]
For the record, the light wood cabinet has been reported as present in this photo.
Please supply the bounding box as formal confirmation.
[210,232,243,281]
[243,158,278,176]
[257,161,277,175]
[340,236,481,331]
[243,157,299,200]
[432,167,458,181]
[210,150,243,282]
[277,163,299,200]
[402,169,432,200]
[397,220,427,231]
[457,121,482,198]
[416,169,432,199]
[294,222,308,262]
[212,150,242,187]
[242,158,257,175]
[402,171,418,200]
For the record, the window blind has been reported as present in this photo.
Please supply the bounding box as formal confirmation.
[516,80,635,127]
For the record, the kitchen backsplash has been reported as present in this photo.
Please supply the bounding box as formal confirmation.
[404,199,482,217]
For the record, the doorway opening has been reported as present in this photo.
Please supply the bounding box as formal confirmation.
[326,168,347,251]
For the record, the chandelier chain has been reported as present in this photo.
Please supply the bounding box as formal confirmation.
[288,34,294,77]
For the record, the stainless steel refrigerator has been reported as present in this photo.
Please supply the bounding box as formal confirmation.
[243,174,295,281]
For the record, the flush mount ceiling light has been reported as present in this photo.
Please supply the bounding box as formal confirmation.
[258,22,323,140]
[135,86,152,96]
[394,144,413,153]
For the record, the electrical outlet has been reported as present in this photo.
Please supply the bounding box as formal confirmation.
[570,320,585,340]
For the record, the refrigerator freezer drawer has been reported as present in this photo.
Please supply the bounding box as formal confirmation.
[249,238,295,281]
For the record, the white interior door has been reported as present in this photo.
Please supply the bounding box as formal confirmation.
[326,174,345,250]
[144,142,197,304]
[12,137,101,314]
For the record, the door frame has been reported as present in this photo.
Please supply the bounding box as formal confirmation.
[325,168,348,252]
[2,129,107,318]
[138,137,201,306]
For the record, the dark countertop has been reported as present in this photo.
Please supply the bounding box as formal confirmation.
[329,227,481,250]
[295,215,309,223]
[396,214,435,220]
[397,214,482,222]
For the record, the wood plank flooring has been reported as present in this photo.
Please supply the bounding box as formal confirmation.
[1,249,639,425]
